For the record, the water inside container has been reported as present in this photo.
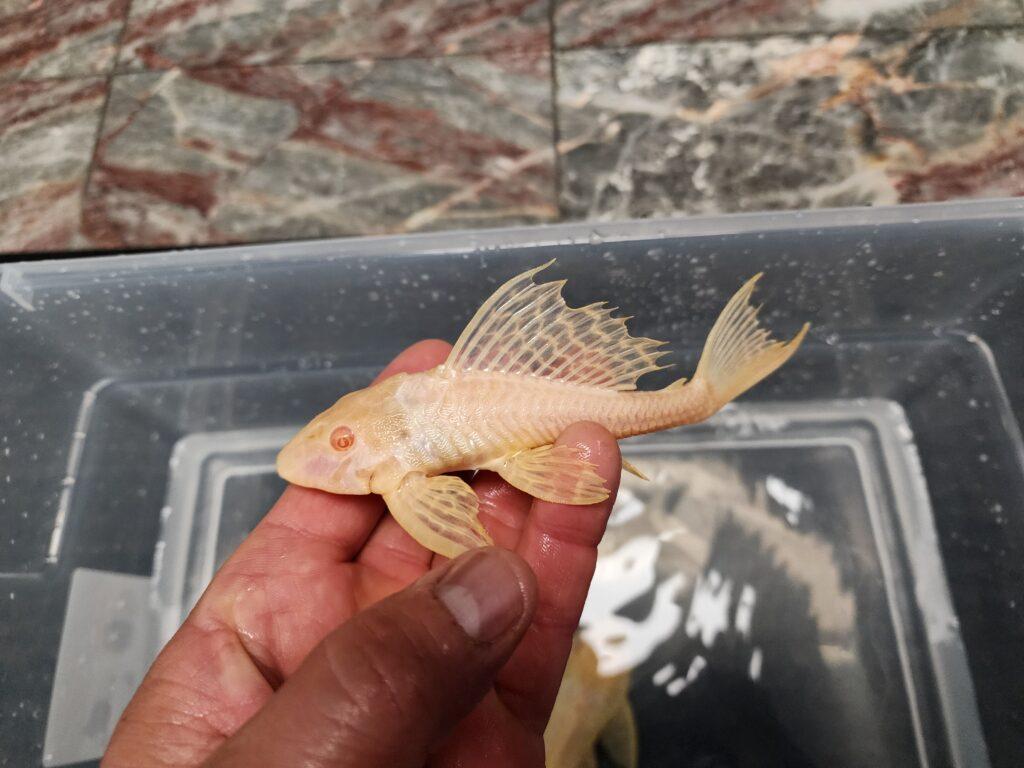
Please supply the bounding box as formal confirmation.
[6,201,1023,767]
[51,399,968,768]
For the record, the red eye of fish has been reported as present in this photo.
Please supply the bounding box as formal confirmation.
[330,426,355,451]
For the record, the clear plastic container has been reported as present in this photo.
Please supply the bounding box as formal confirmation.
[3,198,1023,767]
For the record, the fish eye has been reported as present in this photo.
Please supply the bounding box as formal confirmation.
[329,426,355,451]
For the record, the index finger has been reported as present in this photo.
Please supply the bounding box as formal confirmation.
[495,422,621,731]
[373,338,450,382]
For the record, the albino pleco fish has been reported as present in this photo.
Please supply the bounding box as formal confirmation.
[277,262,809,558]
[544,635,637,768]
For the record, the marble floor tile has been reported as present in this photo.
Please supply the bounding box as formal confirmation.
[557,30,1024,220]
[119,0,550,71]
[83,52,555,248]
[0,78,107,252]
[555,0,1024,49]
[1,0,130,81]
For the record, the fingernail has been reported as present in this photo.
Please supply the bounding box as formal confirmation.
[436,550,524,641]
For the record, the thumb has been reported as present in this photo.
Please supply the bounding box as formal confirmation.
[205,547,537,768]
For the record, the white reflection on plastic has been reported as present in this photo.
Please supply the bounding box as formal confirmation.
[684,569,732,647]
[578,531,687,677]
[765,474,813,526]
[666,655,707,697]
[43,569,156,767]
[580,535,661,621]
[581,573,686,678]
[652,662,676,686]
[735,584,757,639]
[749,647,764,681]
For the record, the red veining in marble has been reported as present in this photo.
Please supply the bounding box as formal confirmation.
[81,192,209,248]
[121,0,548,70]
[82,56,553,247]
[0,80,107,130]
[375,0,548,55]
[190,67,531,183]
[430,0,539,35]
[2,181,80,252]
[122,0,223,45]
[0,0,129,76]
[563,0,795,48]
[121,0,243,69]
[98,166,219,214]
[896,137,1024,202]
[1,78,109,252]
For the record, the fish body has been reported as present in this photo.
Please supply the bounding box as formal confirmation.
[277,262,808,558]
[544,636,637,768]
[373,372,714,477]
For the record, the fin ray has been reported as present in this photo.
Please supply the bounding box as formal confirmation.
[693,274,809,407]
[383,473,492,559]
[492,444,609,505]
[444,262,670,391]
[621,458,648,481]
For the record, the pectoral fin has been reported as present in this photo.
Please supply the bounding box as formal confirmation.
[492,444,609,505]
[383,473,492,559]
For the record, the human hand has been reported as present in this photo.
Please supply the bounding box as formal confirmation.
[102,339,621,768]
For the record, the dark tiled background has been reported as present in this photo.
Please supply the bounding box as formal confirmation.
[2,0,1023,254]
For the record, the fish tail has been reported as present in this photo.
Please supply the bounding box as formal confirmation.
[691,274,809,409]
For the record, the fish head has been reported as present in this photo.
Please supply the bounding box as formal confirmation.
[277,378,402,495]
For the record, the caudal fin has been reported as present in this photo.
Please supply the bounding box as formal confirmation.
[693,274,809,408]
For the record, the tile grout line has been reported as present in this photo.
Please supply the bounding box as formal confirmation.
[547,0,564,222]
[81,0,137,208]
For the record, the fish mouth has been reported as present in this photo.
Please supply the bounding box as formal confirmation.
[276,443,372,495]
[276,443,331,486]
[274,446,304,486]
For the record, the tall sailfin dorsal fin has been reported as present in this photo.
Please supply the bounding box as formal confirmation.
[443,261,671,391]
